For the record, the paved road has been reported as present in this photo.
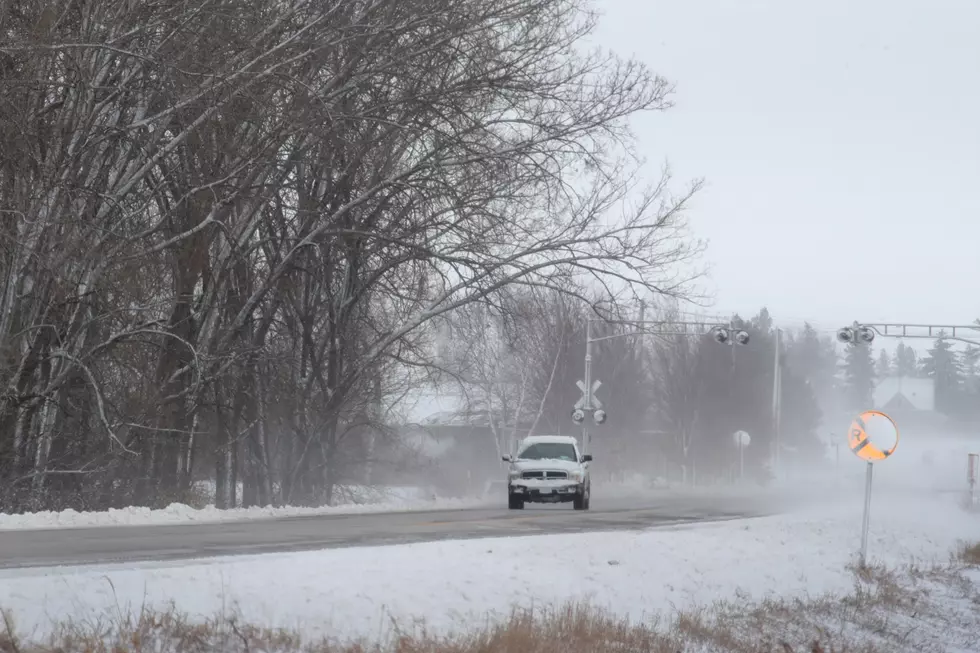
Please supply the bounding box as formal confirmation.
[0,492,788,570]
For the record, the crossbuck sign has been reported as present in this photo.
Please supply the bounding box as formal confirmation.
[574,379,602,410]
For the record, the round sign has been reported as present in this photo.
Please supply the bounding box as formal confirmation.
[733,430,751,447]
[848,410,899,462]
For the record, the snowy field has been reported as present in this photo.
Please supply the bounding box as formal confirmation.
[1,486,978,645]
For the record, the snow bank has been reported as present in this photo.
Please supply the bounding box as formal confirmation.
[0,487,489,531]
[1,488,977,643]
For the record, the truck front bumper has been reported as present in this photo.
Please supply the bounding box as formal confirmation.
[509,480,584,503]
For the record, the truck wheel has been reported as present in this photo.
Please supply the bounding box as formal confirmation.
[574,486,590,511]
[508,494,524,510]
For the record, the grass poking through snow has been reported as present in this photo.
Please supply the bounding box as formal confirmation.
[956,540,980,566]
[3,551,980,653]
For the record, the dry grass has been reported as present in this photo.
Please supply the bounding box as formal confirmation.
[3,560,979,653]
[956,540,980,565]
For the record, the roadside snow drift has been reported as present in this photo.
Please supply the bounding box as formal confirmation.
[0,478,680,531]
[0,486,489,531]
[1,488,978,644]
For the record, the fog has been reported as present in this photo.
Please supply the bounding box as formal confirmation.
[1,0,977,520]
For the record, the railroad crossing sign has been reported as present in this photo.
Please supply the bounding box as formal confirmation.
[848,410,899,462]
[847,409,899,568]
[574,379,603,410]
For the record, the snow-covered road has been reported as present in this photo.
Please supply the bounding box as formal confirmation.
[0,491,777,569]
[1,488,977,644]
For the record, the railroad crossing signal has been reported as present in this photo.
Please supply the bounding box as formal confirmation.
[836,321,980,347]
[713,326,751,346]
[572,379,605,425]
[837,322,876,345]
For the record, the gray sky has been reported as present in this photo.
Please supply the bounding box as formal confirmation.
[594,0,980,337]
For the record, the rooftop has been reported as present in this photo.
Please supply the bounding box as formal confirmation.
[874,376,935,412]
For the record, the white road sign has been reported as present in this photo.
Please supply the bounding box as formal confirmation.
[574,379,603,410]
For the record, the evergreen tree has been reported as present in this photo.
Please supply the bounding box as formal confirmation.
[920,334,964,415]
[650,307,825,481]
[894,342,918,377]
[875,349,892,379]
[961,346,980,386]
[785,322,839,409]
[960,345,980,420]
[841,342,876,410]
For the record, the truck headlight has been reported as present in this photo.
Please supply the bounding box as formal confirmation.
[570,470,584,482]
[508,469,521,479]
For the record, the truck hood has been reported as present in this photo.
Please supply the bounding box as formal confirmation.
[511,459,582,473]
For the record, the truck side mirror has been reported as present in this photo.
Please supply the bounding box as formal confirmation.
[501,454,513,462]
[581,454,593,463]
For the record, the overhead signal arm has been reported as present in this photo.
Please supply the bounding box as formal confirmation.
[837,321,980,347]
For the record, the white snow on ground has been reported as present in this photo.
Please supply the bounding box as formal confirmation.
[1,487,978,644]
[0,486,490,531]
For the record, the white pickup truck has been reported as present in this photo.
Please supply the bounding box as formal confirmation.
[501,435,591,510]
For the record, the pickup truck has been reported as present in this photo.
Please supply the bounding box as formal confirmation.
[502,435,591,510]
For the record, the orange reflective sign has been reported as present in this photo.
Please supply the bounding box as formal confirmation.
[848,410,899,462]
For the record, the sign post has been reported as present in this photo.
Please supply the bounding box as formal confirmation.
[968,453,979,510]
[834,440,841,488]
[847,410,899,568]
[859,460,873,565]
[733,430,751,482]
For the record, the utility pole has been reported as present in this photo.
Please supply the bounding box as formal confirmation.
[583,317,593,453]
[772,327,781,474]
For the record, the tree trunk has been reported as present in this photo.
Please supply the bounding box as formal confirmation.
[214,380,231,509]
[254,365,274,506]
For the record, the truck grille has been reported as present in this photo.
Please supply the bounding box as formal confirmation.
[522,471,569,479]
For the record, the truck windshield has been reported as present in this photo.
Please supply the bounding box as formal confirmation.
[516,442,577,462]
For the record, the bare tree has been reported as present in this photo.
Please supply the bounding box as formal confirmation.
[0,0,702,511]
[648,332,706,485]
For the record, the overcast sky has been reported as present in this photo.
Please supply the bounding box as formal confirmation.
[594,0,980,341]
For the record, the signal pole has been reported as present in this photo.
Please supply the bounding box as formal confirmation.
[772,327,781,473]
[572,316,751,444]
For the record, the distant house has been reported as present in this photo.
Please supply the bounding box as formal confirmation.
[395,384,520,496]
[873,376,934,413]
[872,375,950,434]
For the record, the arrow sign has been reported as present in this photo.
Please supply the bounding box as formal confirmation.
[574,379,603,410]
